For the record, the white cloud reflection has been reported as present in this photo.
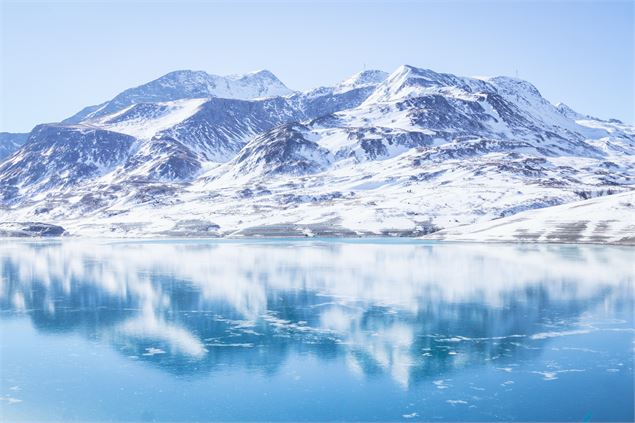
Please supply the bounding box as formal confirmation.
[0,240,632,387]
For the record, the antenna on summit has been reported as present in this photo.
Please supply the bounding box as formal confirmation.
[515,69,519,78]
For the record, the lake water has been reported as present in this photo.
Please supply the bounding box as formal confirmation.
[0,239,633,422]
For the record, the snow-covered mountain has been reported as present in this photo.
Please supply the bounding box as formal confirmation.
[0,66,633,242]
[64,69,294,123]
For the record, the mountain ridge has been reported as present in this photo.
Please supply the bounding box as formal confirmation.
[63,69,295,124]
[1,65,633,241]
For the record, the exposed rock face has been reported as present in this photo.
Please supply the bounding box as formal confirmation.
[0,222,66,237]
[232,124,333,176]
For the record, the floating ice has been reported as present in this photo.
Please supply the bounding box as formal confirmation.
[530,329,592,340]
[446,400,468,405]
[205,343,254,348]
[533,371,558,380]
[532,369,586,380]
[433,380,449,389]
[142,347,166,356]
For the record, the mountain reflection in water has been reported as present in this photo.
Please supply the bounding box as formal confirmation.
[0,240,633,421]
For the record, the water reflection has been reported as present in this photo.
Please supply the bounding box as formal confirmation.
[1,240,632,390]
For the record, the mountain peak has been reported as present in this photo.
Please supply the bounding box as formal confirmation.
[65,69,294,123]
[226,69,279,82]
[334,69,389,93]
[350,69,389,81]
[161,69,208,78]
[363,64,478,104]
[393,64,416,73]
[152,69,216,89]
[392,64,441,79]
[244,69,278,78]
[487,76,542,99]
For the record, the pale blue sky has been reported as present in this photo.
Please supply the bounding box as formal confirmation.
[1,0,633,132]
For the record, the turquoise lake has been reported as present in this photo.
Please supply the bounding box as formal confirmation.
[0,240,633,421]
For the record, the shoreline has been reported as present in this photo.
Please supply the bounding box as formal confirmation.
[1,233,634,247]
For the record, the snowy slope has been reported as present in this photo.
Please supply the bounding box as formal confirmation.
[86,98,208,139]
[424,191,635,245]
